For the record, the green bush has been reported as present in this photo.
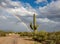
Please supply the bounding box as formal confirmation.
[32,31,48,42]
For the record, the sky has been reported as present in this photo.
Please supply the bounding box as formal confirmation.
[0,0,60,32]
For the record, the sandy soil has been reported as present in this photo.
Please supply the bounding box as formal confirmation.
[0,34,40,44]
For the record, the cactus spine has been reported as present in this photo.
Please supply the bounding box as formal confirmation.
[30,14,39,33]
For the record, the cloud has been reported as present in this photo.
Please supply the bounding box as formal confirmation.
[0,0,37,16]
[39,0,60,22]
[0,16,7,20]
[0,0,37,32]
[6,7,35,16]
[0,0,60,32]
[36,18,58,23]
[35,0,47,4]
[0,22,30,32]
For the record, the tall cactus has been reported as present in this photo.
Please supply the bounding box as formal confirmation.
[30,14,39,33]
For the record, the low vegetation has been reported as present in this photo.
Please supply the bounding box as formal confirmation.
[18,31,60,44]
[0,30,6,36]
[0,30,60,44]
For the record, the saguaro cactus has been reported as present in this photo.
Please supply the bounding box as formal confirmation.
[30,14,39,33]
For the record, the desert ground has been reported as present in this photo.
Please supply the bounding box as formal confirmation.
[0,34,40,44]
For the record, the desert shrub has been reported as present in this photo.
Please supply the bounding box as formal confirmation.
[48,33,56,40]
[0,32,6,37]
[0,33,6,36]
[47,32,60,44]
[50,40,56,44]
[32,31,60,44]
[19,32,33,37]
[32,31,48,42]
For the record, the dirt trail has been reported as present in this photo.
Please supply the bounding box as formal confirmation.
[0,34,37,44]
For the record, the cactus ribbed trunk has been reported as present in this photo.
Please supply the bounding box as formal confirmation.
[33,14,36,31]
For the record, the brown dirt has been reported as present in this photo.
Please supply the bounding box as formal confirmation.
[0,34,40,44]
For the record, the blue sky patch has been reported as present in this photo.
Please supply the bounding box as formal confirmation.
[12,0,51,8]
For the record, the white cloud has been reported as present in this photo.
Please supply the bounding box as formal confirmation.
[6,7,35,16]
[0,16,7,19]
[35,0,47,4]
[39,0,60,16]
[37,18,56,23]
[0,0,38,16]
[38,0,60,23]
[1,2,6,6]
[24,16,58,23]
[9,1,21,6]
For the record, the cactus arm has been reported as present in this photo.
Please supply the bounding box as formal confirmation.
[30,23,33,30]
[34,25,39,30]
